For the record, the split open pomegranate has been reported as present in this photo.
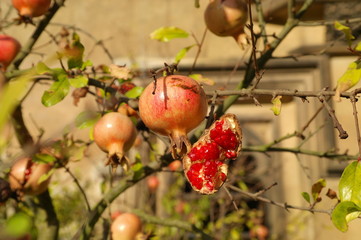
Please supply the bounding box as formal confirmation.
[183,113,242,194]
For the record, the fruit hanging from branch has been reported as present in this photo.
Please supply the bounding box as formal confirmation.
[12,0,51,19]
[0,35,21,71]
[111,212,143,240]
[183,113,242,194]
[93,112,137,171]
[204,0,249,48]
[8,157,53,196]
[139,75,208,159]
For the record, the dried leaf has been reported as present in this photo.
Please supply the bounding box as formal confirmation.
[109,64,133,80]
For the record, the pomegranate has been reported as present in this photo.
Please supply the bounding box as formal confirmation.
[0,35,21,71]
[168,160,182,171]
[8,157,52,196]
[249,225,269,240]
[146,175,159,192]
[12,0,51,18]
[111,211,123,221]
[183,113,242,194]
[138,75,208,158]
[204,0,248,47]
[111,212,142,240]
[93,112,137,171]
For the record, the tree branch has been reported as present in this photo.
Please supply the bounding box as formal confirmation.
[227,185,332,215]
[132,209,213,240]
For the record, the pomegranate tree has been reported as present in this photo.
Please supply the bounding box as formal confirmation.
[12,0,51,18]
[204,0,248,47]
[8,157,52,196]
[111,212,142,240]
[93,112,137,171]
[183,113,242,194]
[0,35,21,71]
[138,75,208,158]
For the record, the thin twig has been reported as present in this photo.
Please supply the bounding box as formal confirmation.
[63,165,91,212]
[223,186,239,211]
[318,95,348,139]
[350,94,361,158]
[188,27,208,75]
[227,185,331,215]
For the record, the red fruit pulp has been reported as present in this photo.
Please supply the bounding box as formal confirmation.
[183,114,242,194]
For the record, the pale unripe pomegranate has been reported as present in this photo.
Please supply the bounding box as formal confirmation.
[0,35,21,71]
[93,112,137,171]
[8,157,52,195]
[111,213,142,240]
[12,0,51,18]
[139,75,208,158]
[204,0,248,47]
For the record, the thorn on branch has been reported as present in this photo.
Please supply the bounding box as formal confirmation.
[318,95,348,139]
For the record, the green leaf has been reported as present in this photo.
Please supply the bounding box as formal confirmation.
[150,27,189,42]
[41,74,70,107]
[75,111,101,129]
[334,21,355,46]
[81,60,93,70]
[301,192,311,204]
[189,73,215,86]
[339,161,361,206]
[124,86,144,98]
[270,96,282,116]
[0,70,34,133]
[36,62,51,74]
[67,32,85,69]
[38,168,55,184]
[5,212,32,237]
[355,41,361,52]
[32,153,57,164]
[311,178,326,202]
[334,60,361,101]
[174,45,196,63]
[69,75,88,88]
[331,201,361,232]
[131,162,144,180]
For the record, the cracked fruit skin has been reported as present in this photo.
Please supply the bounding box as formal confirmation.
[183,113,242,194]
[93,112,137,171]
[12,0,51,18]
[0,35,21,71]
[204,0,248,46]
[9,157,52,195]
[138,75,208,158]
[111,213,142,240]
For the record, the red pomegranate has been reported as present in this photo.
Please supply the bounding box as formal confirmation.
[146,175,159,192]
[168,160,182,171]
[111,213,142,240]
[93,112,137,171]
[0,35,21,71]
[183,113,242,194]
[12,0,51,18]
[139,75,208,158]
[204,0,248,47]
[8,157,52,195]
